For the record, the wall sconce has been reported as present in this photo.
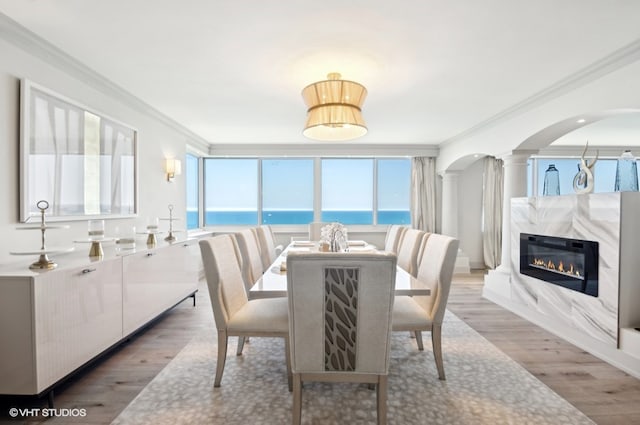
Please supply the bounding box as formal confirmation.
[164,158,182,182]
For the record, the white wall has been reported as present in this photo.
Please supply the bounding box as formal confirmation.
[458,159,484,269]
[437,57,640,171]
[0,39,192,265]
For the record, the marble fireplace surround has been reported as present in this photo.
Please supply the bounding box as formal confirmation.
[485,192,640,377]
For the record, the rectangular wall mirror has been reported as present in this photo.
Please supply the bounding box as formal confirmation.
[20,79,138,222]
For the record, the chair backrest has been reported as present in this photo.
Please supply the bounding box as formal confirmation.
[396,228,426,277]
[199,235,249,330]
[255,225,277,271]
[308,222,328,241]
[286,252,397,374]
[235,228,265,292]
[384,224,406,253]
[413,234,459,325]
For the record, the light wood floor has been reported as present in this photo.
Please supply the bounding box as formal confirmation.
[2,271,640,424]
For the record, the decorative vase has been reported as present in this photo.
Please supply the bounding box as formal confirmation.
[543,164,560,196]
[614,150,639,192]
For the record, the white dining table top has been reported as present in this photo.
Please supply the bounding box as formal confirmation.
[249,241,431,299]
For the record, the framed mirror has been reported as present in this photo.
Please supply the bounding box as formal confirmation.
[20,79,138,222]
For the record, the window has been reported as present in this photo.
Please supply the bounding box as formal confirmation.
[536,159,579,196]
[204,159,258,225]
[185,153,199,229]
[262,159,314,224]
[377,159,411,224]
[196,157,414,226]
[530,157,640,195]
[321,159,374,224]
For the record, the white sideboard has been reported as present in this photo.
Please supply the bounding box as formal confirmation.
[0,239,199,396]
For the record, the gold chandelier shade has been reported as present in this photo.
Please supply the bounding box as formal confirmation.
[302,72,368,141]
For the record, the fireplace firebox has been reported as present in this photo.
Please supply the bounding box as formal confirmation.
[519,233,599,297]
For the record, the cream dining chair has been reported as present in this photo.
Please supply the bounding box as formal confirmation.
[286,252,397,425]
[392,233,459,380]
[235,228,265,293]
[383,224,407,254]
[396,228,426,277]
[199,234,292,389]
[255,225,283,271]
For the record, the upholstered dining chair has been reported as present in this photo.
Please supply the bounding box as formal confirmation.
[392,233,459,380]
[199,235,292,389]
[235,228,265,293]
[384,224,407,254]
[286,252,397,425]
[256,225,283,271]
[396,228,426,277]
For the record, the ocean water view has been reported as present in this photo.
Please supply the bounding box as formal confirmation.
[187,210,410,228]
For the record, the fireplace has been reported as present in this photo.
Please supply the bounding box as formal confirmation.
[519,233,599,297]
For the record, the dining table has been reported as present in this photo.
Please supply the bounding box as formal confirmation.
[249,240,431,299]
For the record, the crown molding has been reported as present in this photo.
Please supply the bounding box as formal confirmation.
[536,145,637,158]
[441,38,640,147]
[0,13,211,153]
[207,143,438,157]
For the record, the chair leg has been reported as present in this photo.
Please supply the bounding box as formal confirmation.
[284,337,293,392]
[292,374,302,425]
[377,375,388,425]
[432,324,445,380]
[414,331,424,351]
[214,330,228,387]
[236,336,245,356]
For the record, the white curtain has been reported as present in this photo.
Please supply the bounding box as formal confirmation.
[411,157,436,232]
[482,156,504,269]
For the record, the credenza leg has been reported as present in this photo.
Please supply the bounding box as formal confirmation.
[47,390,54,408]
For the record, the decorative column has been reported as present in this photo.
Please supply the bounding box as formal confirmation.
[484,150,534,295]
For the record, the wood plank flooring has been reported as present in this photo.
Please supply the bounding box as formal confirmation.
[447,272,640,425]
[2,271,640,424]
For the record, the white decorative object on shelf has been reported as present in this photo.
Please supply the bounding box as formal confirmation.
[11,200,73,270]
[573,142,598,194]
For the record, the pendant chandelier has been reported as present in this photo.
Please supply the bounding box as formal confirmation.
[301,72,368,141]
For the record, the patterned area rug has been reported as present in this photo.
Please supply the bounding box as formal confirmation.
[112,311,594,425]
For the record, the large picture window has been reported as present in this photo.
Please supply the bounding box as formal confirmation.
[204,159,258,225]
[262,159,314,224]
[198,157,413,226]
[377,159,411,224]
[321,159,374,224]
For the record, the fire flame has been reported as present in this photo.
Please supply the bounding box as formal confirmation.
[532,257,582,278]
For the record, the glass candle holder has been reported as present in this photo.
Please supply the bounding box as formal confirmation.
[88,220,105,240]
[116,225,136,251]
[147,217,159,232]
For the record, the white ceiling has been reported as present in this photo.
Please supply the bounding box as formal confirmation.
[2,0,640,145]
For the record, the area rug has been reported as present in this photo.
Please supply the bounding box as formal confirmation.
[111,311,594,424]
